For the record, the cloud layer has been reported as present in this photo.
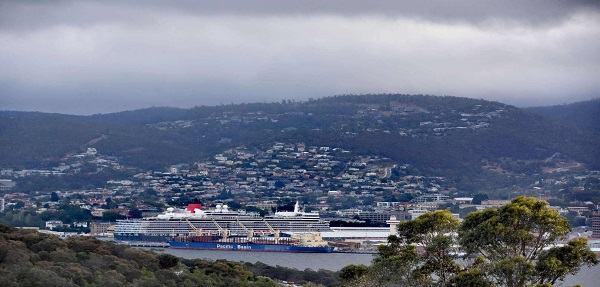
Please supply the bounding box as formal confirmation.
[1,1,599,114]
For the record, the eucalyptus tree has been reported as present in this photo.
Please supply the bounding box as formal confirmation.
[459,196,597,287]
[342,197,597,287]
[396,210,461,286]
[347,210,460,287]
[535,237,597,285]
[349,236,428,287]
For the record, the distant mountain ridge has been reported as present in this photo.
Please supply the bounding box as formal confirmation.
[1,94,598,192]
[525,98,600,134]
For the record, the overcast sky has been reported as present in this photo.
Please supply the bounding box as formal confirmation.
[1,0,599,114]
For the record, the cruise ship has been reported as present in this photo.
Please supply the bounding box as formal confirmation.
[114,201,331,242]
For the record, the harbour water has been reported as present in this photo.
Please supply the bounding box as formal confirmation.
[152,248,600,285]
[153,248,375,270]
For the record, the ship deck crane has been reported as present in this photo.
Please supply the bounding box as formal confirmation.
[184,218,203,236]
[262,219,280,244]
[236,219,254,242]
[211,219,228,240]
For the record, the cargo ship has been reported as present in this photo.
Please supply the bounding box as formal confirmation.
[114,200,331,243]
[168,232,334,253]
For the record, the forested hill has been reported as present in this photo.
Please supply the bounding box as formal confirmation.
[526,98,600,134]
[1,94,598,190]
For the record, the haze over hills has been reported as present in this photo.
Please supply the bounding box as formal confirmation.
[1,94,598,193]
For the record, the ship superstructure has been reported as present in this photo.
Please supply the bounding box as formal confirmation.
[114,201,331,242]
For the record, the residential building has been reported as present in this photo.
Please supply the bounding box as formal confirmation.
[91,222,115,236]
[358,210,405,223]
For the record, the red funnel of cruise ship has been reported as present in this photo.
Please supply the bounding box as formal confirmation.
[186,199,202,212]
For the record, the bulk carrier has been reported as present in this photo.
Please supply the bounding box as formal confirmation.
[114,201,331,243]
[168,232,334,253]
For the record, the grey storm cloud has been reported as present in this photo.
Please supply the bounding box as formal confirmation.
[0,0,599,114]
[1,0,598,28]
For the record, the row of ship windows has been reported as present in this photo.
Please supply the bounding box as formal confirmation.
[117,225,325,229]
[117,227,328,231]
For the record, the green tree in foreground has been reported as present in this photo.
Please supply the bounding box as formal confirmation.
[535,237,598,285]
[343,210,460,287]
[344,196,598,287]
[459,196,597,287]
[340,239,423,287]
[396,210,461,286]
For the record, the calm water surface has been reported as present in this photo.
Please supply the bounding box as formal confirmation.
[155,248,374,270]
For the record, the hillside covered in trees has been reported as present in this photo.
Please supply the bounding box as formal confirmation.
[526,98,600,135]
[1,94,598,193]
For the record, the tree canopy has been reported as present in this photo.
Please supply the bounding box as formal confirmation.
[458,196,597,287]
[343,196,598,287]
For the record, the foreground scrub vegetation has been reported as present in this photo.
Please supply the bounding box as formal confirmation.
[340,196,598,287]
[0,225,279,287]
